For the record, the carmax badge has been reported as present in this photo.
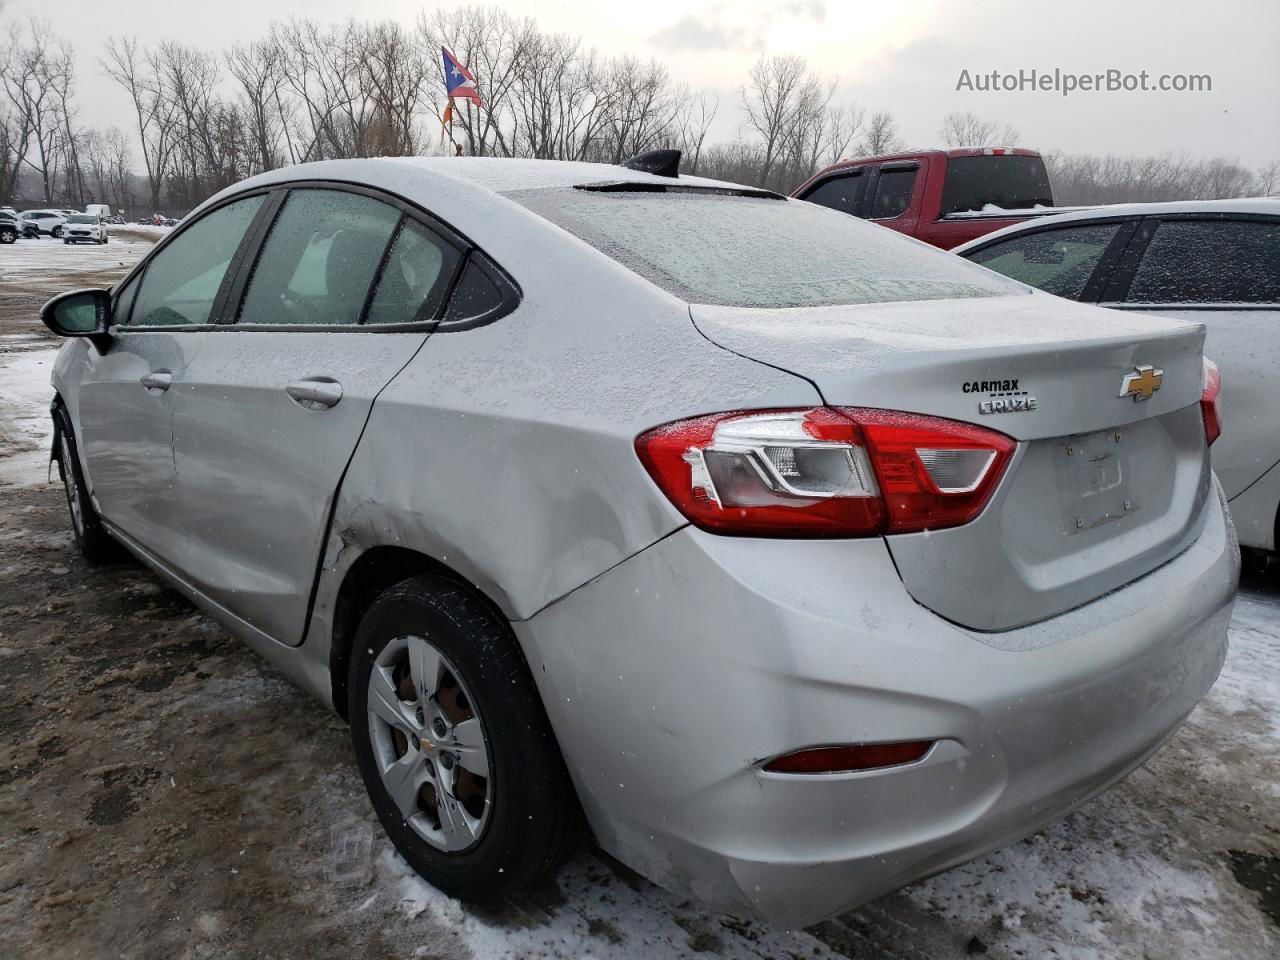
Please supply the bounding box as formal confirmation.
[1119,364,1164,402]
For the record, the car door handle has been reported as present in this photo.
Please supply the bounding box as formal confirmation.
[286,378,343,410]
[139,371,172,393]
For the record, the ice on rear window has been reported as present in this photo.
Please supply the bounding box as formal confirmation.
[509,189,1026,308]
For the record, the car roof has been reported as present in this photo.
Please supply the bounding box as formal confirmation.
[217,156,748,202]
[954,196,1280,252]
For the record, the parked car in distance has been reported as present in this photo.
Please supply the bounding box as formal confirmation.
[18,209,67,237]
[85,203,112,219]
[956,198,1280,557]
[63,214,109,245]
[793,147,1095,250]
[39,154,1236,929]
[0,209,37,243]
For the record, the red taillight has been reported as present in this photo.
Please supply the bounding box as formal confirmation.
[1201,358,1222,447]
[635,407,1014,538]
[764,741,935,774]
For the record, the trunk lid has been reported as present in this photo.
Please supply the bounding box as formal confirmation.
[692,291,1213,631]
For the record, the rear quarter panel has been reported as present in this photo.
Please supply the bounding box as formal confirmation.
[306,214,822,636]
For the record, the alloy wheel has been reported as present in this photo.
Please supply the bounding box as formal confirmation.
[366,634,492,852]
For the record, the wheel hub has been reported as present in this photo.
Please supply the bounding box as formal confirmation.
[367,634,491,852]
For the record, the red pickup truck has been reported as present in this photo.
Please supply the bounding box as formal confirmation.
[791,147,1088,250]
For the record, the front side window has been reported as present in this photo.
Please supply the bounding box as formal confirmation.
[869,168,917,220]
[130,194,265,327]
[1125,219,1280,304]
[512,188,1025,309]
[968,223,1123,300]
[112,273,142,326]
[365,220,461,326]
[801,173,867,218]
[239,189,401,326]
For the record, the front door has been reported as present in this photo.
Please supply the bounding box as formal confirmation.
[77,194,266,565]
[171,186,463,644]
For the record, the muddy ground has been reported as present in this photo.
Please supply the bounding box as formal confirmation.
[0,233,1277,960]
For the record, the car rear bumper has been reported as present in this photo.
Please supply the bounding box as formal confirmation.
[516,479,1237,927]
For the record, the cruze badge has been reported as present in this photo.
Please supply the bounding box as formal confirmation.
[1119,364,1164,402]
[965,378,1039,415]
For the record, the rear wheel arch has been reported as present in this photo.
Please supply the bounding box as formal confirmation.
[329,546,512,720]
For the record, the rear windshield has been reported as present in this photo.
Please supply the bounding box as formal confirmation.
[511,188,1025,308]
[940,156,1053,216]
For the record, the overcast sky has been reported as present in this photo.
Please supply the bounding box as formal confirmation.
[11,0,1280,166]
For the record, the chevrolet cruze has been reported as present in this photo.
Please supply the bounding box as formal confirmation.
[40,153,1237,927]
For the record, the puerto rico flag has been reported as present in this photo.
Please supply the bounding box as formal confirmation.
[441,47,481,106]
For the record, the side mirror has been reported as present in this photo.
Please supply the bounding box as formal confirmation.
[40,288,112,341]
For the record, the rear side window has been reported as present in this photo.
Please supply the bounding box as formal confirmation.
[130,194,265,327]
[869,168,917,219]
[801,173,866,217]
[1124,219,1280,304]
[512,188,1025,309]
[968,223,1122,300]
[365,220,461,326]
[239,189,401,325]
[940,156,1053,217]
[442,256,505,325]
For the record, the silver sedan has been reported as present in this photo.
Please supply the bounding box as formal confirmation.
[40,154,1237,928]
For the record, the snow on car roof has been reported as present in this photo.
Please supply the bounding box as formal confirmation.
[381,156,743,193]
[953,196,1280,252]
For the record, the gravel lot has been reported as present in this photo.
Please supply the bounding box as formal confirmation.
[0,232,1277,959]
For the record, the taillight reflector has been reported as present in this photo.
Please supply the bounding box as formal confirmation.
[635,407,1014,538]
[1201,358,1222,447]
[764,741,935,774]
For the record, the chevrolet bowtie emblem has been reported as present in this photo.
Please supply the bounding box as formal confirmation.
[1119,364,1164,402]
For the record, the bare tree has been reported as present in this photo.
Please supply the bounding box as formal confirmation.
[740,55,809,189]
[938,111,1020,148]
[855,110,903,157]
[226,39,286,173]
[676,90,718,175]
[103,35,178,210]
[1258,159,1280,197]
[2,20,70,204]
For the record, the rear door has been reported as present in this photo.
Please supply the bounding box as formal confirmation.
[865,160,925,237]
[77,193,266,564]
[170,185,464,644]
[1102,215,1280,500]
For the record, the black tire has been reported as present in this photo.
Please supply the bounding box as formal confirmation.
[348,574,579,900]
[53,406,121,565]
[0,227,15,244]
[51,225,63,239]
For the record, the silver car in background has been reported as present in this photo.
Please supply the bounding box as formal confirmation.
[956,199,1280,558]
[40,155,1237,927]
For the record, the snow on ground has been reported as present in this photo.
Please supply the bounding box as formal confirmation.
[0,346,57,488]
[0,230,159,292]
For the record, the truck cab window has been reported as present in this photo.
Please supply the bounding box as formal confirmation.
[870,168,917,220]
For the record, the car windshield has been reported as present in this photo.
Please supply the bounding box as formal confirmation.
[68,215,98,224]
[511,187,1026,308]
[940,156,1054,216]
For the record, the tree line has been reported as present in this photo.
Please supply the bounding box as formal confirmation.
[2,6,1277,215]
